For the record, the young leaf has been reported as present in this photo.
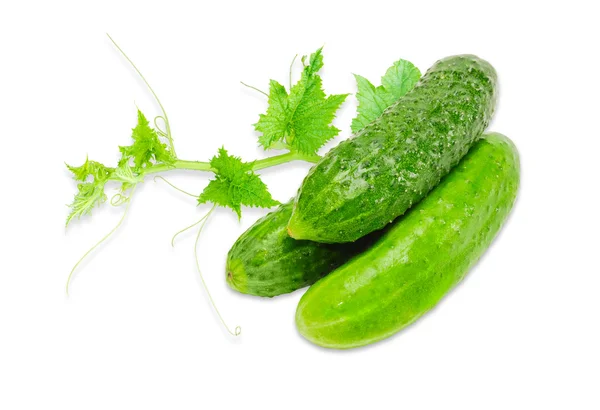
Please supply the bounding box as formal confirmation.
[66,181,109,226]
[66,158,114,226]
[198,148,279,218]
[351,59,421,133]
[254,48,349,156]
[119,110,176,171]
[112,162,144,193]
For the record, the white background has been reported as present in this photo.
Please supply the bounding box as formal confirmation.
[1,1,598,409]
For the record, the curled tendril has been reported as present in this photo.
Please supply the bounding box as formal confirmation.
[153,176,197,198]
[110,193,129,206]
[154,116,168,137]
[66,185,137,295]
[194,205,241,337]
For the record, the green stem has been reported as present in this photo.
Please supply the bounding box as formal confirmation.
[142,159,213,175]
[252,151,321,170]
[141,151,320,176]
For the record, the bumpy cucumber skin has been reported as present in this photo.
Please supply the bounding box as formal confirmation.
[226,202,381,297]
[295,133,519,349]
[288,55,497,243]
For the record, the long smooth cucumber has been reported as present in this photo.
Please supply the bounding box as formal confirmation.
[295,133,519,349]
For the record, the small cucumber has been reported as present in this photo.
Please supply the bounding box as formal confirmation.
[226,201,382,297]
[288,55,497,243]
[295,133,519,349]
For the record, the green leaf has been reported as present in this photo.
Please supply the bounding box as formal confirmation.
[198,148,279,218]
[381,59,422,99]
[119,110,176,171]
[256,80,289,150]
[254,48,349,156]
[351,59,421,133]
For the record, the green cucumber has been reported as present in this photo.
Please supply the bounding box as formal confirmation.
[288,55,497,243]
[226,201,382,297]
[295,133,519,349]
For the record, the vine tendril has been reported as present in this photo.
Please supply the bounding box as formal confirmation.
[66,185,138,295]
[289,54,298,89]
[170,212,210,247]
[110,193,129,206]
[154,115,168,137]
[194,205,241,336]
[240,81,268,97]
[153,176,198,198]
[107,34,176,156]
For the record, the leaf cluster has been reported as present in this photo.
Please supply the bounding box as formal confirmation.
[65,110,171,225]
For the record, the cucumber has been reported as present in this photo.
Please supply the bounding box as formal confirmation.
[226,201,382,297]
[295,133,519,349]
[288,55,497,243]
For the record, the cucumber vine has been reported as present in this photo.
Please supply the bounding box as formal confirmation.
[65,35,348,336]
